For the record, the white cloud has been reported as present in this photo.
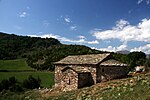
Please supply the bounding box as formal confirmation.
[137,0,150,5]
[90,28,102,34]
[117,43,128,51]
[131,44,150,54]
[70,26,77,31]
[92,43,128,52]
[19,12,29,18]
[92,18,150,42]
[28,34,99,45]
[64,17,71,23]
[137,0,144,4]
[115,19,129,29]
[92,46,115,52]
[58,15,78,31]
[78,35,86,39]
[87,40,99,44]
[146,0,150,4]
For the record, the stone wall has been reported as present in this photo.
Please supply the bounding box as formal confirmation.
[62,69,78,91]
[55,64,129,91]
[55,64,96,91]
[55,65,78,91]
[98,66,129,82]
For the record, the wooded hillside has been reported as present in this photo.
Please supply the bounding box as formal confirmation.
[0,32,60,59]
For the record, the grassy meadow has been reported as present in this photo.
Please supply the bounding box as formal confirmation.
[0,72,54,87]
[0,59,54,88]
[0,59,33,70]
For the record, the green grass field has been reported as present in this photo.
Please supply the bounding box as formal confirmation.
[0,59,54,88]
[0,71,54,87]
[0,59,33,70]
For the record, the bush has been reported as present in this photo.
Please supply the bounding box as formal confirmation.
[0,76,41,92]
[9,83,23,92]
[23,75,41,89]
[9,76,17,85]
[1,79,9,90]
[0,77,23,92]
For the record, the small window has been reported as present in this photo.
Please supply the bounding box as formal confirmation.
[67,78,71,85]
[102,68,104,72]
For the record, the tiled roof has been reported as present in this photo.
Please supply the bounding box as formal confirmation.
[100,59,128,66]
[55,53,110,65]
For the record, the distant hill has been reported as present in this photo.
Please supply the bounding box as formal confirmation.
[0,32,61,59]
[116,50,130,54]
[27,44,104,71]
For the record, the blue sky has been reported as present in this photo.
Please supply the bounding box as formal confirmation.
[0,0,150,53]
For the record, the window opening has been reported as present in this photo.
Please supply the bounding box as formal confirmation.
[102,68,104,72]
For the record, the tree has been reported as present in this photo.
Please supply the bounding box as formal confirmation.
[22,75,41,89]
[127,51,146,70]
[0,32,61,60]
[145,55,150,68]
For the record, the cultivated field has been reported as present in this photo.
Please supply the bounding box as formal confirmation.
[0,59,33,70]
[0,59,54,87]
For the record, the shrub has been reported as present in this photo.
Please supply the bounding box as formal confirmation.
[9,83,23,92]
[0,75,41,92]
[1,79,10,90]
[9,76,17,85]
[23,75,41,89]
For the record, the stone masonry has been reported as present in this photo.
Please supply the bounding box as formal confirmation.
[54,53,129,91]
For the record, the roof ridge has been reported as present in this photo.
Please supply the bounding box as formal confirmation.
[67,53,110,57]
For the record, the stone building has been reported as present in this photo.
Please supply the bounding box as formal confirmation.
[54,53,129,91]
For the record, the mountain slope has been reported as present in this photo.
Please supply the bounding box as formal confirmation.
[116,50,130,54]
[0,32,61,59]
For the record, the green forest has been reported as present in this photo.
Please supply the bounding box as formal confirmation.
[0,32,60,59]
